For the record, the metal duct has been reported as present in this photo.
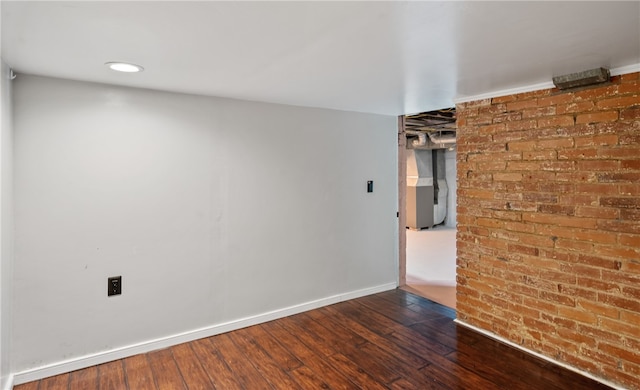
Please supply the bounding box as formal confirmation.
[405,130,427,147]
[428,132,456,144]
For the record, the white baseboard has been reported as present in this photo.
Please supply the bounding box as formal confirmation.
[13,282,396,385]
[453,319,625,390]
[2,374,13,390]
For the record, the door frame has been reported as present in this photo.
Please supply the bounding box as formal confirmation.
[397,115,406,287]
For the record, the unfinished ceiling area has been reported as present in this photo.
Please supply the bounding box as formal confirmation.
[2,1,639,115]
[405,109,457,150]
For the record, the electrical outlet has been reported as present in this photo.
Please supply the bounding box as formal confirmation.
[108,276,122,296]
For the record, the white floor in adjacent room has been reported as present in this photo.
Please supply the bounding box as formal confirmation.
[404,225,457,309]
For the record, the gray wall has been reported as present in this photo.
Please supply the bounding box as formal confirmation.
[0,60,14,390]
[444,149,456,228]
[13,75,398,374]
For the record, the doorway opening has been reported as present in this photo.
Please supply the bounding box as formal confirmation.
[398,109,457,309]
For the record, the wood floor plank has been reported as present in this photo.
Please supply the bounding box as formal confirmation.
[321,304,434,368]
[69,366,98,390]
[170,343,213,390]
[326,353,389,390]
[12,382,39,390]
[122,355,156,390]
[332,300,405,335]
[420,359,502,389]
[358,294,441,326]
[209,332,271,389]
[40,373,69,390]
[227,327,302,389]
[289,365,332,389]
[277,315,337,357]
[283,311,401,385]
[297,311,367,349]
[14,289,614,390]
[191,338,243,390]
[243,324,303,371]
[261,321,360,390]
[147,348,187,390]
[97,360,126,390]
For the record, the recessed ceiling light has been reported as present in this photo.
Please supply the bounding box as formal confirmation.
[105,62,144,73]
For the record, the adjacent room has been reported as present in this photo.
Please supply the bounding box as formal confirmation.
[1,2,638,390]
[402,109,458,309]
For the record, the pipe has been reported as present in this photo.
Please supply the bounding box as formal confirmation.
[428,132,456,144]
[405,130,427,147]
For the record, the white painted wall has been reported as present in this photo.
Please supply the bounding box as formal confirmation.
[12,75,397,374]
[1,32,16,390]
[444,149,457,228]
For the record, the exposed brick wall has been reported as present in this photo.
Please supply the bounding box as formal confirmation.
[456,72,640,389]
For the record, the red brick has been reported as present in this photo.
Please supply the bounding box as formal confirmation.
[557,148,598,160]
[557,194,598,207]
[492,95,517,104]
[574,183,618,195]
[522,106,556,118]
[577,254,622,270]
[507,161,541,171]
[540,291,575,307]
[479,104,508,115]
[598,293,640,312]
[622,286,640,300]
[522,212,597,229]
[493,172,522,181]
[537,138,575,149]
[576,300,619,319]
[537,182,574,193]
[618,80,640,94]
[575,111,619,124]
[523,150,557,160]
[573,85,619,101]
[593,244,640,260]
[506,99,539,112]
[621,160,640,170]
[493,112,523,123]
[598,147,640,159]
[620,106,640,120]
[478,123,506,134]
[596,95,640,109]
[573,134,618,147]
[599,343,640,365]
[538,116,575,128]
[600,197,640,209]
[505,119,538,131]
[619,234,640,247]
[601,317,640,339]
[556,101,595,114]
[541,161,575,171]
[461,98,492,108]
[557,307,597,324]
[598,219,640,234]
[597,172,640,183]
[618,208,640,220]
[577,160,620,171]
[620,72,640,82]
[537,93,574,107]
[620,310,640,325]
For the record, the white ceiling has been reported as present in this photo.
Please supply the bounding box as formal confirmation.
[2,1,639,116]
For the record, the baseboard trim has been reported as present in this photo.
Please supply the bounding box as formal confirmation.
[453,319,625,390]
[13,282,396,385]
[2,374,13,390]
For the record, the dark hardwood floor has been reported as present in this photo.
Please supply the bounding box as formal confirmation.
[15,289,612,389]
